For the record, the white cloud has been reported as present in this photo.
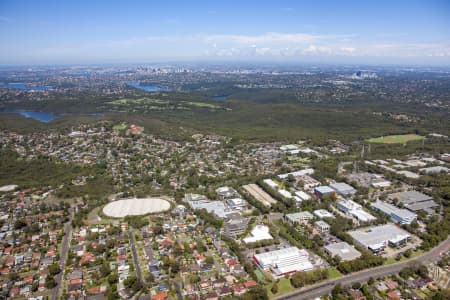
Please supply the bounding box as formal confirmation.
[10,31,450,64]
[203,32,352,45]
[340,47,356,54]
[303,45,332,55]
[360,43,450,57]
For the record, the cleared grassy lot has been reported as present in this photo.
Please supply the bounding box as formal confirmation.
[327,267,343,279]
[267,278,294,298]
[367,134,425,144]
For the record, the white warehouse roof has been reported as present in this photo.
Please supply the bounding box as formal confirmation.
[253,247,313,277]
[243,225,273,244]
[278,168,315,179]
[295,190,311,201]
[348,224,411,251]
[324,242,361,261]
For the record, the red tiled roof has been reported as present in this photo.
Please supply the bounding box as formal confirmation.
[387,292,401,300]
[226,258,238,266]
[244,281,257,288]
[151,292,168,300]
[232,284,246,293]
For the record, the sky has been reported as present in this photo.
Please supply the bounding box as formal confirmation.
[0,0,450,65]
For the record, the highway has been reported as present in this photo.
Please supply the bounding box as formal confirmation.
[276,236,450,300]
[51,208,73,300]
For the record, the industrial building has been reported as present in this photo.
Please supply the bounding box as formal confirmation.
[299,175,321,190]
[314,220,330,234]
[277,168,315,179]
[396,170,420,179]
[314,186,336,199]
[285,211,314,225]
[217,186,247,210]
[225,198,246,210]
[278,189,293,199]
[216,186,241,200]
[253,247,314,278]
[419,166,449,174]
[324,242,361,261]
[337,199,376,222]
[186,194,229,218]
[348,224,411,253]
[314,209,334,219]
[263,179,278,189]
[294,190,311,201]
[330,182,357,196]
[371,200,417,225]
[389,191,438,214]
[224,213,248,237]
[243,225,273,244]
[345,172,391,188]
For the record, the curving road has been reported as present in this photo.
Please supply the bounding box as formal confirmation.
[276,236,450,300]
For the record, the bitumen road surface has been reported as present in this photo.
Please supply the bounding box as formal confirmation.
[171,279,183,300]
[51,208,73,300]
[128,230,145,286]
[276,236,450,300]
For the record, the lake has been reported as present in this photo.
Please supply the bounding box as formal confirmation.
[0,83,52,91]
[1,109,60,122]
[210,95,230,101]
[0,110,103,123]
[127,82,168,92]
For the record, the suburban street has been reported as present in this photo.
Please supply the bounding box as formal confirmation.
[171,279,183,300]
[206,246,222,274]
[276,236,450,300]
[128,230,144,285]
[51,208,74,300]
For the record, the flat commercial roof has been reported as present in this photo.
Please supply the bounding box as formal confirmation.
[390,191,437,213]
[243,225,273,244]
[325,242,361,261]
[242,184,277,207]
[315,186,335,194]
[286,211,314,222]
[338,199,362,210]
[295,190,311,201]
[278,189,293,198]
[253,247,313,276]
[407,201,439,211]
[351,209,377,222]
[371,200,417,220]
[263,179,278,189]
[392,191,433,204]
[188,199,228,218]
[315,220,329,228]
[348,224,410,250]
[396,170,420,179]
[330,182,356,194]
[314,209,334,218]
[420,166,449,174]
[278,168,314,179]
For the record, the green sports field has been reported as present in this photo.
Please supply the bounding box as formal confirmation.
[113,123,128,131]
[367,134,425,144]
